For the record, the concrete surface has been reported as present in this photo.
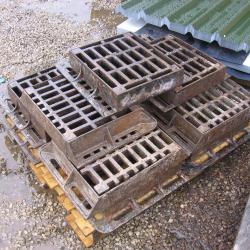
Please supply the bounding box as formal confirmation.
[0,0,249,249]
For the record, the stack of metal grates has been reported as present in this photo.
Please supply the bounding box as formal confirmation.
[2,32,249,247]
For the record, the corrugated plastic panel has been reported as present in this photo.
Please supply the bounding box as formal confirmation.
[117,0,250,53]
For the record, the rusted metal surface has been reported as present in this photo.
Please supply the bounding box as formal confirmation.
[7,64,158,167]
[2,32,250,247]
[40,128,187,233]
[2,107,249,236]
[148,35,226,111]
[69,32,184,110]
[148,79,250,156]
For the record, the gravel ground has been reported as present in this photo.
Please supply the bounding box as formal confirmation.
[0,1,249,249]
[0,0,123,79]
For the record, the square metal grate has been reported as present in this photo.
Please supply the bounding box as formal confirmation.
[69,32,183,110]
[148,35,225,110]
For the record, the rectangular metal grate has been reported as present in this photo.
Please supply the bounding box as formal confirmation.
[148,35,225,110]
[69,32,183,110]
[9,66,120,138]
[8,63,158,167]
[174,79,250,133]
[80,129,175,195]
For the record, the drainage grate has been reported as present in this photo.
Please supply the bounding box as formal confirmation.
[69,32,183,110]
[11,74,111,137]
[40,125,187,221]
[8,64,130,140]
[148,35,225,110]
[80,129,177,195]
[8,64,157,166]
[175,79,250,133]
[10,63,114,117]
[166,79,250,154]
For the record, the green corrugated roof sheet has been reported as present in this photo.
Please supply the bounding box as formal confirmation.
[117,0,250,53]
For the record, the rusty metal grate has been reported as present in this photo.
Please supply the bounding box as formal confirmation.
[5,104,250,234]
[8,64,158,167]
[175,79,250,133]
[69,32,183,110]
[9,67,121,138]
[39,123,187,222]
[148,35,225,110]
[80,129,175,195]
[12,63,115,116]
[27,77,110,137]
[148,79,250,155]
[152,36,222,86]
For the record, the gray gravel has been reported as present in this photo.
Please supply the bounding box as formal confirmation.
[0,0,123,79]
[0,1,249,249]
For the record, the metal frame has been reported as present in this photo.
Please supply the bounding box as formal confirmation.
[39,127,187,232]
[7,64,158,167]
